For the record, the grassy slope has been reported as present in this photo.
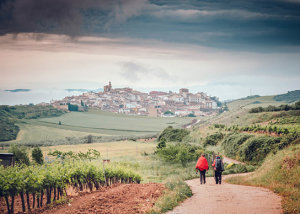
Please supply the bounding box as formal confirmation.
[0,105,66,142]
[227,144,300,213]
[227,95,288,111]
[11,122,107,143]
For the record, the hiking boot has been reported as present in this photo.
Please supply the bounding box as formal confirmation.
[219,181,221,184]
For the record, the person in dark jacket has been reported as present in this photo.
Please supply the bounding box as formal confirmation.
[195,154,209,184]
[212,155,224,184]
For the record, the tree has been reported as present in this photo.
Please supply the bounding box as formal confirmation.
[32,146,44,164]
[81,100,84,106]
[187,113,196,117]
[67,103,78,111]
[9,144,30,165]
[87,134,93,144]
[163,110,174,115]
[59,121,61,125]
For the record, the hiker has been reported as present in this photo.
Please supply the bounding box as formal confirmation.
[212,155,225,184]
[195,153,209,184]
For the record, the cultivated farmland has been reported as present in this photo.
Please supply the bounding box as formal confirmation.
[3,109,193,145]
[37,109,191,133]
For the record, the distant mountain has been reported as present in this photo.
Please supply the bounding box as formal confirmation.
[4,89,31,92]
[273,90,300,103]
[65,88,104,93]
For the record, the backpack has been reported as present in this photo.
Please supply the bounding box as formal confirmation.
[215,159,224,171]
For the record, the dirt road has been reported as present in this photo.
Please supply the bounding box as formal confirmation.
[223,156,245,164]
[167,174,282,214]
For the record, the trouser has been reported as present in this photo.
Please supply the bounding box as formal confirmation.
[199,170,206,184]
[215,171,222,184]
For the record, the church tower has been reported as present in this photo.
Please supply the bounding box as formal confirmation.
[104,81,112,92]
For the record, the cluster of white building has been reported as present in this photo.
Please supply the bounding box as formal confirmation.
[49,82,220,117]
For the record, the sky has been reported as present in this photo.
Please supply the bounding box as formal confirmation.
[0,0,300,105]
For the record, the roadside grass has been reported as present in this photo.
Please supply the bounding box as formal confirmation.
[226,144,300,214]
[149,180,192,214]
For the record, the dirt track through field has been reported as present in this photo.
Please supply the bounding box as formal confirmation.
[167,174,282,214]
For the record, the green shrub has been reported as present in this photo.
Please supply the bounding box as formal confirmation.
[222,133,253,159]
[203,132,224,147]
[238,136,281,164]
[157,143,201,165]
[158,127,190,142]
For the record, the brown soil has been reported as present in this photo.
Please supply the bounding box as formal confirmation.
[167,174,282,214]
[0,183,164,214]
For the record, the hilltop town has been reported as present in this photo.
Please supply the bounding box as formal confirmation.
[48,82,221,117]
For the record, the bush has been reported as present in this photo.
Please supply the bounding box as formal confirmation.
[203,132,224,147]
[238,136,281,164]
[222,133,253,159]
[158,127,190,142]
[157,143,201,165]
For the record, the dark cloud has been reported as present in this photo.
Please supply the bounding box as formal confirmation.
[0,0,299,52]
[0,0,148,37]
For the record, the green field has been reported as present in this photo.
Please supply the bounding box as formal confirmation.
[227,95,289,111]
[37,110,191,133]
[41,140,157,159]
[13,122,107,143]
[3,109,192,145]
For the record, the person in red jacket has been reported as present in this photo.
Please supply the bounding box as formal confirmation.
[195,154,209,184]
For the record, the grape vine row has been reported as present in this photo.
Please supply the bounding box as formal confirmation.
[0,160,142,214]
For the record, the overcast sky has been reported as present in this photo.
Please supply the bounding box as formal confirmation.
[0,0,299,104]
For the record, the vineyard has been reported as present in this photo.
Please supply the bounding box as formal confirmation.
[0,160,141,214]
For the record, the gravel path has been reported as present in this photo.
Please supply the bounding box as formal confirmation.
[223,156,245,165]
[167,174,282,214]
